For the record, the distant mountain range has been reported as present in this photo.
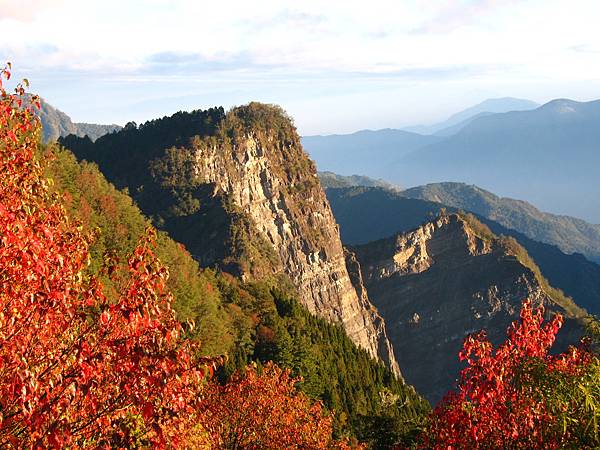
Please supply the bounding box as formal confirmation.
[301,128,440,177]
[302,97,600,223]
[303,98,536,177]
[404,97,539,135]
[36,97,121,143]
[397,99,600,223]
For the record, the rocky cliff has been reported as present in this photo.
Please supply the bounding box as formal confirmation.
[353,213,584,402]
[182,105,399,373]
[61,103,400,374]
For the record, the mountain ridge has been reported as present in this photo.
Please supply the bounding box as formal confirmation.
[352,212,584,402]
[60,102,401,375]
[320,175,600,263]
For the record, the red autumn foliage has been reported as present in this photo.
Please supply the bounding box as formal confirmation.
[199,362,354,449]
[0,65,207,448]
[425,299,597,449]
[0,66,364,449]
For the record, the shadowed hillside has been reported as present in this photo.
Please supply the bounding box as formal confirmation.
[325,186,600,316]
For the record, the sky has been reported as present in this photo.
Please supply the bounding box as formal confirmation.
[1,0,600,135]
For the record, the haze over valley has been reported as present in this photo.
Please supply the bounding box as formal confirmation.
[304,97,600,224]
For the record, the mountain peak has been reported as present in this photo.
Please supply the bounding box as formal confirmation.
[540,98,582,113]
[536,98,600,116]
[61,103,401,375]
[404,97,539,136]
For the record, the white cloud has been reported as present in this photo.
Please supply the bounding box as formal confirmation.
[1,0,600,132]
[3,0,599,76]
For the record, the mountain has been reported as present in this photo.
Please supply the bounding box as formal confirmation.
[325,186,600,316]
[318,171,402,191]
[404,97,539,135]
[301,128,441,179]
[37,97,121,143]
[300,99,546,200]
[402,182,600,264]
[396,99,600,223]
[60,103,400,375]
[431,111,493,137]
[43,145,427,441]
[352,213,585,403]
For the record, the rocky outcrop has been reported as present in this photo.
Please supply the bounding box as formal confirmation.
[62,103,400,374]
[356,216,491,280]
[353,214,584,402]
[162,104,401,373]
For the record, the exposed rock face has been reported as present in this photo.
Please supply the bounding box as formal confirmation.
[60,104,402,373]
[345,249,400,375]
[353,214,582,402]
[172,105,401,374]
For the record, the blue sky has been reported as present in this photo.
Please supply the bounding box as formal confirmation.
[2,0,600,134]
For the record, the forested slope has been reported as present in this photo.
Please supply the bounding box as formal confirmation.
[44,145,428,444]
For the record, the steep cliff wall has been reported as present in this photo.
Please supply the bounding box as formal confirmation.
[179,105,399,373]
[63,103,400,374]
[353,213,584,402]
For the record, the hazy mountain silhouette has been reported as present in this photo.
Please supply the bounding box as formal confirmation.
[396,99,600,223]
[404,97,539,135]
[301,98,545,195]
[301,129,440,176]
